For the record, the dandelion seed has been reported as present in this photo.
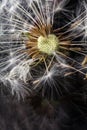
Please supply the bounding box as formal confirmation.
[0,0,87,99]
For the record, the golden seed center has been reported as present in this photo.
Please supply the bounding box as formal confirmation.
[37,34,59,55]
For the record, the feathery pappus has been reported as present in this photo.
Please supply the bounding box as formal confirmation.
[0,0,87,99]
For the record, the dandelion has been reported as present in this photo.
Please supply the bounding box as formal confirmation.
[0,0,87,99]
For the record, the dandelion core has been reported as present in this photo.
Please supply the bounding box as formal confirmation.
[37,34,59,55]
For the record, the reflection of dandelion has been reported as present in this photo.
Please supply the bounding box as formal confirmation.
[0,0,87,99]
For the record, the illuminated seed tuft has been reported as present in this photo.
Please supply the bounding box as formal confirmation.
[37,34,59,55]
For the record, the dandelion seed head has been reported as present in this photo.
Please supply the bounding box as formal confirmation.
[0,0,87,99]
